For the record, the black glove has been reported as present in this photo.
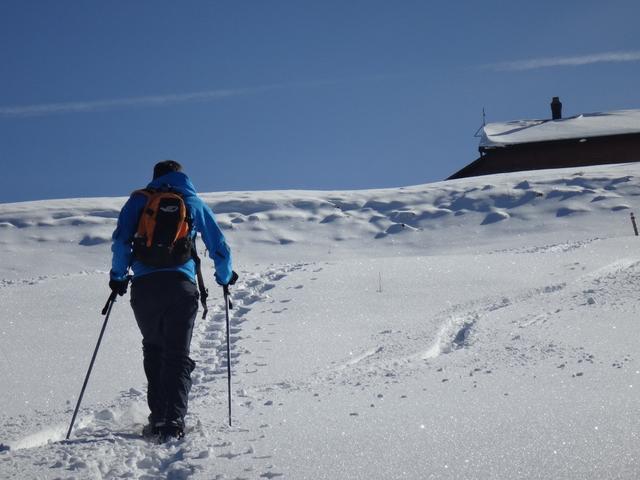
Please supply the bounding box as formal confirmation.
[109,278,129,296]
[216,271,239,287]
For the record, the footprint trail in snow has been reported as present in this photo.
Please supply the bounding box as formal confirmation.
[0,264,303,480]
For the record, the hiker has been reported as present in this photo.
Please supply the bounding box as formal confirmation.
[109,160,237,442]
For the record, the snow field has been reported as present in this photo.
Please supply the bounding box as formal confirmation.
[1,162,640,478]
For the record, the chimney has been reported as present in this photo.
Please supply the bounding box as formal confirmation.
[550,96,562,120]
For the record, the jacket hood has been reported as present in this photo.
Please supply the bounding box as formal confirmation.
[147,171,198,197]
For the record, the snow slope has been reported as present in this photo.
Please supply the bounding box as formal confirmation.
[1,163,640,479]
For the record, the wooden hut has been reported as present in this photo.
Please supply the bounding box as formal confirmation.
[448,99,640,180]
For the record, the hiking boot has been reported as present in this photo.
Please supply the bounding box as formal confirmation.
[142,414,165,439]
[157,420,185,443]
[142,422,162,439]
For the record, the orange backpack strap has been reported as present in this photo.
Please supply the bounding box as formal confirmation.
[132,189,156,247]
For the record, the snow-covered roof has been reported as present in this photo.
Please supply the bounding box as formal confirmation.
[480,109,640,148]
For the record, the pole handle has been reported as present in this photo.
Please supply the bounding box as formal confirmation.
[102,291,117,315]
[200,287,209,319]
[223,285,233,310]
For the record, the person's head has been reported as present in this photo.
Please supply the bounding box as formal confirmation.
[153,160,183,179]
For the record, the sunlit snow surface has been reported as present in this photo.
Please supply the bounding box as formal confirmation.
[1,163,640,479]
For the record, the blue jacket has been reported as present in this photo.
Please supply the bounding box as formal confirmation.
[110,172,233,284]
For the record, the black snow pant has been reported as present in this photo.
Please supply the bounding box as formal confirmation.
[130,271,199,426]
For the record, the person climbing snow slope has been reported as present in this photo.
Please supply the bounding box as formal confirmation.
[109,160,237,443]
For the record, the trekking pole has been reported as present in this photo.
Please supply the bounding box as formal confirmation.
[223,285,233,427]
[65,290,118,440]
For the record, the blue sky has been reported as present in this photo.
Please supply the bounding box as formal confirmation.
[1,1,639,203]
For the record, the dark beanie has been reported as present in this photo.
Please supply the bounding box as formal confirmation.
[153,160,183,179]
